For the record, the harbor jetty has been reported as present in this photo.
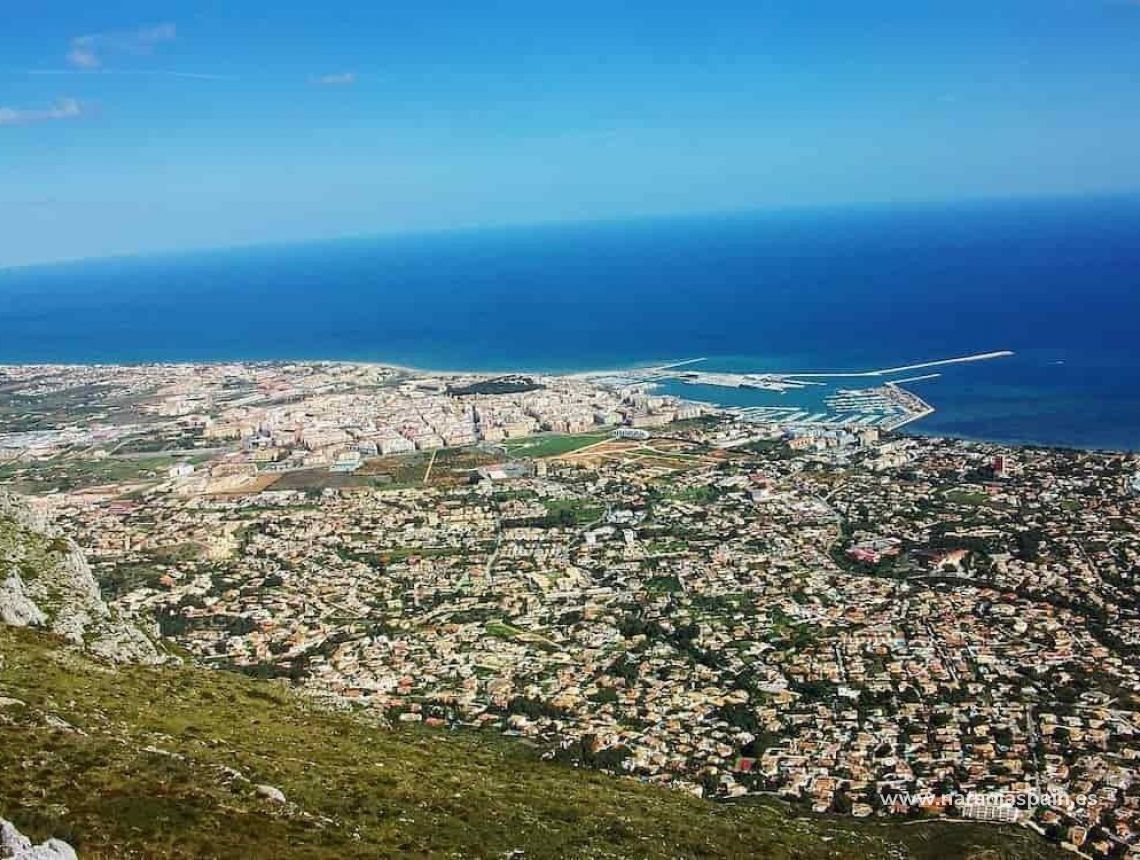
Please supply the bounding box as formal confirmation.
[598,350,1011,433]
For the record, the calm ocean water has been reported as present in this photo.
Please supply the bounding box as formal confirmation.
[2,196,1139,450]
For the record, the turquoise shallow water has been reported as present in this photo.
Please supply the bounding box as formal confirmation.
[2,196,1139,450]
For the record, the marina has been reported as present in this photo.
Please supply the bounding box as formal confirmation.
[610,351,1005,435]
[725,382,933,432]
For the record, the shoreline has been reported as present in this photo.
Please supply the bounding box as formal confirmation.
[0,349,1013,384]
[3,352,1137,456]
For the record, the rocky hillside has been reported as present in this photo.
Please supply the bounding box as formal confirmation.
[0,492,160,665]
[0,624,1062,860]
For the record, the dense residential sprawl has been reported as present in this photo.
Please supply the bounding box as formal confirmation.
[3,361,1140,858]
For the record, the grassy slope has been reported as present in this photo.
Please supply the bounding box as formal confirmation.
[0,626,1061,860]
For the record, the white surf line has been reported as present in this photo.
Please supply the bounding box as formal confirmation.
[567,356,707,380]
[786,350,1013,379]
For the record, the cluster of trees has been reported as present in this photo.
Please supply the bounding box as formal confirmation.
[551,733,632,772]
[446,376,543,396]
[505,695,568,721]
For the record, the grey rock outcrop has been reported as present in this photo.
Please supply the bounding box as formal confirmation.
[0,493,52,533]
[0,491,161,665]
[0,818,77,860]
[0,572,46,628]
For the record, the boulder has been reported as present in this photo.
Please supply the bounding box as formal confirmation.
[255,784,287,804]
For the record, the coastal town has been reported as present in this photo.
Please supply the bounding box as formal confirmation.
[3,361,1140,858]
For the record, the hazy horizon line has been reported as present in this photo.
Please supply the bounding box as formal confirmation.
[3,186,1139,275]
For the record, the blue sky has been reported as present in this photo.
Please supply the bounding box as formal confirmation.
[4,0,1140,267]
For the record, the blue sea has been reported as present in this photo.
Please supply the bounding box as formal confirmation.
[2,195,1139,451]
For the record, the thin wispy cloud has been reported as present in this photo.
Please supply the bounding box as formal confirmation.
[0,97,83,127]
[67,22,177,69]
[313,72,356,86]
[21,68,232,81]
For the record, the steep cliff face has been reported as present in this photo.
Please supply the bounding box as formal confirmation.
[0,492,161,664]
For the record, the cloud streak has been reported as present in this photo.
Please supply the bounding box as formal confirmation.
[67,22,177,69]
[22,68,232,81]
[313,72,356,86]
[0,97,83,127]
